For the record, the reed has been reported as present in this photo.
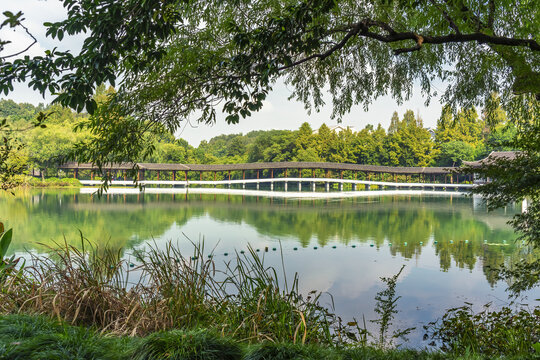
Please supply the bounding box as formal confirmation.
[0,237,339,344]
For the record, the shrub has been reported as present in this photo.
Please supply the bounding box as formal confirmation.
[425,303,540,357]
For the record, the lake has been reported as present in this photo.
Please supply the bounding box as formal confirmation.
[0,188,530,346]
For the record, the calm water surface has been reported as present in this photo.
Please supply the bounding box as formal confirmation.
[0,189,530,346]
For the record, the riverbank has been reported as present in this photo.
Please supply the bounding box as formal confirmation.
[0,314,536,360]
[15,176,82,188]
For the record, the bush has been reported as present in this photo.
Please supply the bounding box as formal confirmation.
[131,329,243,360]
[425,304,540,358]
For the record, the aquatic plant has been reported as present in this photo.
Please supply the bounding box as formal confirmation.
[1,230,538,358]
[370,265,414,348]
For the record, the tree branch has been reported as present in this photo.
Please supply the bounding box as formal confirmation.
[277,22,362,71]
[0,23,38,60]
[488,0,495,29]
[428,0,461,34]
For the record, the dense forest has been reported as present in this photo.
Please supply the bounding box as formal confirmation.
[0,91,516,174]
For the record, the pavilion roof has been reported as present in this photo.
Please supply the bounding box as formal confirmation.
[462,151,518,167]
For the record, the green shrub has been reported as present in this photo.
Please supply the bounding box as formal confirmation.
[425,304,540,358]
[131,329,243,360]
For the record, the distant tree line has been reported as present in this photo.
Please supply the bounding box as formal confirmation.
[0,93,516,176]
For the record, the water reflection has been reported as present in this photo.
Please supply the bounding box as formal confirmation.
[1,190,519,285]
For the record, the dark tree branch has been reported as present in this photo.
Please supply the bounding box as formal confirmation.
[428,0,461,34]
[0,23,38,60]
[297,18,539,62]
[277,22,362,71]
[488,0,495,29]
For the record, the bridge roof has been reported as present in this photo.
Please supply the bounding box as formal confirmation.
[59,161,454,174]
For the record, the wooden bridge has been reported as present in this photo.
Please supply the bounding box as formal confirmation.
[60,161,476,192]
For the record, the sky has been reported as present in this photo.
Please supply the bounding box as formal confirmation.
[1,0,446,146]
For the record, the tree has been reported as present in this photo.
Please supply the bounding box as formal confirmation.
[226,136,247,157]
[439,141,476,166]
[384,110,437,167]
[388,112,400,135]
[0,0,538,166]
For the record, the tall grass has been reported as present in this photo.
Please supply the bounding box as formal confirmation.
[0,237,340,344]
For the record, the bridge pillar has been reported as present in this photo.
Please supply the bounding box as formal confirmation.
[339,183,343,191]
[312,182,316,192]
[271,182,274,191]
[325,182,329,192]
[298,182,301,192]
[243,182,246,189]
[284,182,288,192]
[353,183,357,191]
[366,184,370,191]
[257,182,260,190]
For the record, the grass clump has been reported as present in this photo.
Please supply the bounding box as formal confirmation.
[132,329,242,360]
[245,342,338,360]
[0,314,129,360]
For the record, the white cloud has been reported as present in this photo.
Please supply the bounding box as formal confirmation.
[260,100,274,113]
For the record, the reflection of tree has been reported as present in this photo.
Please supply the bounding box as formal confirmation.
[0,191,519,286]
[0,190,202,253]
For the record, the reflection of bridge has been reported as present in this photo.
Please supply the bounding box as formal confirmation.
[61,161,475,192]
[78,178,473,191]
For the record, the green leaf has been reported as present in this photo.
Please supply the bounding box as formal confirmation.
[0,228,13,259]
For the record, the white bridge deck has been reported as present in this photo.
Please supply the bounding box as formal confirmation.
[79,177,474,191]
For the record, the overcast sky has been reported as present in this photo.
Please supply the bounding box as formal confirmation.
[1,0,446,146]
